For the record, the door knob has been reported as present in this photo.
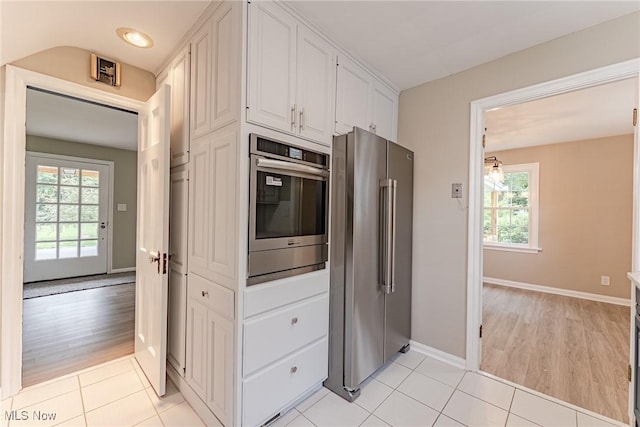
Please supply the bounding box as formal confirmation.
[149,251,161,274]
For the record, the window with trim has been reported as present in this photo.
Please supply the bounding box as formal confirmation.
[483,162,540,252]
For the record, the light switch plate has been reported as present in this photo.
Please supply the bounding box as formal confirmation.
[452,183,463,198]
[117,204,127,212]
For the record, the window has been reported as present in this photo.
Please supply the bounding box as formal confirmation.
[483,162,540,253]
[34,164,101,260]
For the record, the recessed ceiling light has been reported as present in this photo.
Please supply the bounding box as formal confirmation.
[116,27,153,48]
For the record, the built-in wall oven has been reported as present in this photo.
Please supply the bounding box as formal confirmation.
[248,134,329,285]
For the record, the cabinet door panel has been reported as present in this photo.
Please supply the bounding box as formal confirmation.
[190,22,212,139]
[168,169,188,374]
[296,26,335,146]
[211,2,239,131]
[188,137,209,271]
[207,310,234,426]
[186,298,208,397]
[371,81,398,141]
[170,48,191,166]
[207,130,237,284]
[247,1,297,134]
[335,55,371,135]
[168,269,187,374]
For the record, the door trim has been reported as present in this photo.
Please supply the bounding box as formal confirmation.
[25,151,115,276]
[1,65,144,397]
[466,58,640,416]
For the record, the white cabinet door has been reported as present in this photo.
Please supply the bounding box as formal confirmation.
[247,1,297,134]
[370,81,398,141]
[296,26,335,145]
[335,55,372,135]
[168,168,188,374]
[210,1,239,131]
[188,130,237,289]
[169,47,191,166]
[186,297,208,398]
[206,310,234,426]
[190,21,212,139]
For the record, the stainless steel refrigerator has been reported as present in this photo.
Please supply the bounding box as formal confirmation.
[325,127,413,401]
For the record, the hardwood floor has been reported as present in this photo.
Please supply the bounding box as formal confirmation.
[481,283,630,423]
[22,283,135,387]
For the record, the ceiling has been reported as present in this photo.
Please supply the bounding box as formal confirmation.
[1,2,637,90]
[287,1,639,90]
[485,77,637,152]
[26,88,138,151]
[0,1,209,73]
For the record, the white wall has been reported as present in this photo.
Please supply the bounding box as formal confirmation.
[398,11,640,358]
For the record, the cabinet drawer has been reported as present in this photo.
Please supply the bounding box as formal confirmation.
[188,273,235,320]
[243,338,328,427]
[243,294,328,376]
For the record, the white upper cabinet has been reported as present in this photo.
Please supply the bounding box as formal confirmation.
[248,1,297,135]
[157,47,191,167]
[248,2,335,146]
[336,54,399,141]
[296,26,336,144]
[190,2,240,140]
[335,55,371,136]
[371,81,398,141]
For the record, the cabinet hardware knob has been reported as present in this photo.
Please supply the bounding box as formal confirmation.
[201,290,208,297]
[291,366,298,374]
[291,317,298,325]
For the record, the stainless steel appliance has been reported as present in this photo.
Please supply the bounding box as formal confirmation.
[248,134,329,285]
[325,127,413,401]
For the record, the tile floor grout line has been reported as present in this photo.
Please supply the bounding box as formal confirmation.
[76,375,89,427]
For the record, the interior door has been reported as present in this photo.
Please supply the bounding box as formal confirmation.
[135,85,171,397]
[24,154,110,282]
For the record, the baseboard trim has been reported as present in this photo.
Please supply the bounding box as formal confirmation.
[110,267,136,274]
[483,277,631,307]
[409,340,466,370]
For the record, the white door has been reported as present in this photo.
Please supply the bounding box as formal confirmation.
[135,85,171,397]
[247,1,297,134]
[24,154,110,282]
[296,25,335,145]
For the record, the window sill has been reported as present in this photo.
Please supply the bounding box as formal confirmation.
[483,244,542,254]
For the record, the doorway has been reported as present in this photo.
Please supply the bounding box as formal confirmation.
[21,88,139,386]
[466,58,640,421]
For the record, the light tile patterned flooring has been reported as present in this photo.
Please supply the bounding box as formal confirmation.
[1,351,626,427]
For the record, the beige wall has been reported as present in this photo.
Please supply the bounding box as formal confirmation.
[398,12,640,358]
[12,46,156,101]
[484,135,633,299]
[27,136,138,270]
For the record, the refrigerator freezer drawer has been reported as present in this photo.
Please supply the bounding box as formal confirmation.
[243,294,329,376]
[243,338,328,427]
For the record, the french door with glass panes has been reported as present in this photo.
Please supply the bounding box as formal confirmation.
[24,153,111,282]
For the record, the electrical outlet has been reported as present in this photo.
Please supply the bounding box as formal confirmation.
[452,183,463,198]
[601,275,610,286]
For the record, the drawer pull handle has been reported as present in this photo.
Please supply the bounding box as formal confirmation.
[291,366,298,374]
[201,291,209,297]
[291,317,298,325]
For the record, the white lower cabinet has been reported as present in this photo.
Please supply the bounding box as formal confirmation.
[242,273,329,426]
[243,338,328,427]
[185,274,235,426]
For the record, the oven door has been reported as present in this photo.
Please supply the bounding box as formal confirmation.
[249,155,329,252]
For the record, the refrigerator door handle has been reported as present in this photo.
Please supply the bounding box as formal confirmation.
[380,179,395,294]
[390,179,397,293]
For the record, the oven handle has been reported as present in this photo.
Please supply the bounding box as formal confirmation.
[256,157,329,178]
